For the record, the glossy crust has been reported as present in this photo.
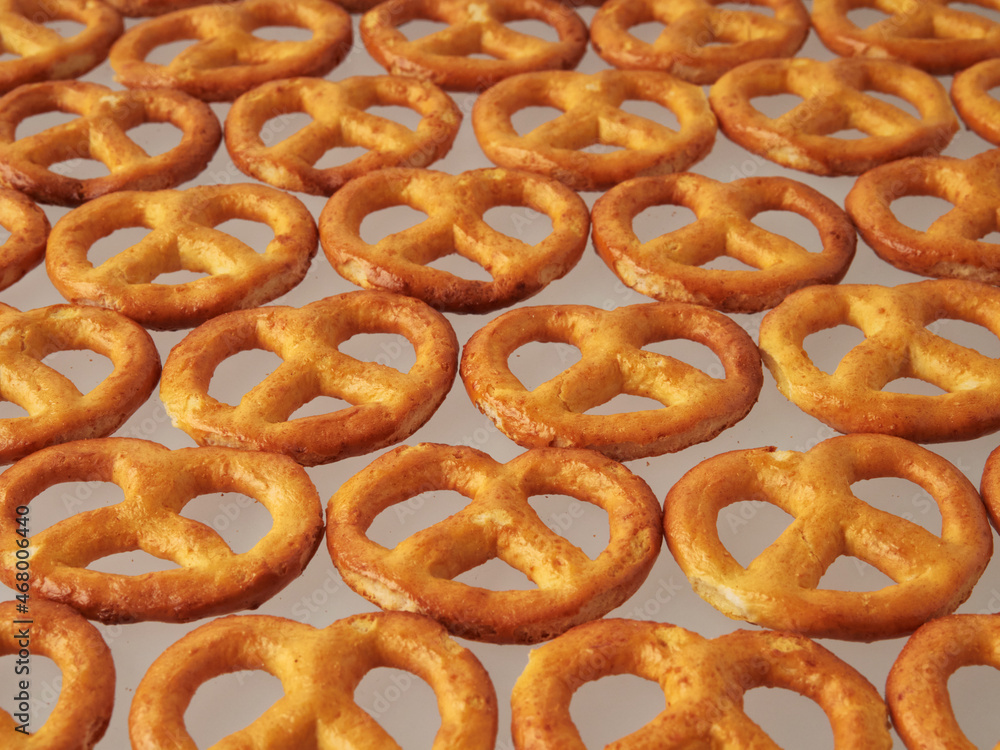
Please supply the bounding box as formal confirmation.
[159,291,459,466]
[129,611,498,749]
[592,172,857,313]
[472,68,717,192]
[460,301,762,461]
[758,280,1000,442]
[109,0,353,102]
[225,75,462,196]
[318,167,589,314]
[590,0,810,84]
[0,186,49,291]
[46,183,319,330]
[952,58,1000,147]
[0,81,221,207]
[327,443,663,644]
[511,619,893,748]
[709,57,959,176]
[0,438,324,624]
[887,614,1000,750]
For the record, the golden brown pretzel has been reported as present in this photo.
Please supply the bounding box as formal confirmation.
[46,183,318,331]
[327,443,662,644]
[590,0,810,84]
[0,186,48,291]
[129,611,498,750]
[160,291,459,467]
[0,599,115,749]
[108,0,353,102]
[979,442,1000,533]
[0,437,324,624]
[102,0,235,17]
[811,0,1000,75]
[709,57,959,176]
[226,75,462,196]
[952,58,1000,146]
[359,0,588,92]
[511,618,893,749]
[887,614,1000,750]
[318,167,589,314]
[0,303,160,465]
[460,301,762,461]
[758,280,1000,442]
[845,149,1000,284]
[472,68,717,192]
[591,172,857,313]
[0,81,221,207]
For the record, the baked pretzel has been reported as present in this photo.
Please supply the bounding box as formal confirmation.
[359,0,588,92]
[0,303,160,465]
[130,611,498,749]
[952,58,1000,146]
[811,0,1000,75]
[0,81,221,207]
[887,614,1000,750]
[159,291,459,467]
[758,279,1000,442]
[0,0,123,94]
[226,75,462,196]
[318,167,589,314]
[108,0,353,102]
[460,301,762,461]
[0,186,48,291]
[102,0,234,17]
[709,57,959,176]
[0,438,324,624]
[471,68,717,192]
[0,599,115,749]
[590,0,810,84]
[591,172,857,313]
[511,619,893,749]
[845,149,1000,284]
[327,443,662,644]
[664,434,993,641]
[46,183,319,331]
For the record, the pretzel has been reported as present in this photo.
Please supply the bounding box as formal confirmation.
[101,0,233,17]
[0,437,324,624]
[130,611,497,749]
[460,301,762,461]
[159,291,459,467]
[0,186,48,291]
[709,57,959,176]
[952,58,1000,146]
[0,303,160,466]
[108,0,353,102]
[318,167,589,314]
[46,183,319,331]
[887,613,1000,750]
[845,149,1000,285]
[471,68,717,192]
[327,443,662,644]
[811,0,1000,75]
[359,0,588,92]
[226,75,462,196]
[591,173,857,313]
[0,599,115,749]
[589,0,810,85]
[758,279,1000,443]
[511,618,893,749]
[0,81,221,207]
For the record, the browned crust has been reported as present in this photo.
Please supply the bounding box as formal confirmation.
[0,185,49,291]
[952,58,1000,147]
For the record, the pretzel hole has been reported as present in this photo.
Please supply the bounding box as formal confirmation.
[259,111,312,147]
[87,225,154,267]
[750,209,824,253]
[929,316,1000,356]
[368,104,425,131]
[887,194,955,232]
[949,664,1000,749]
[426,252,493,281]
[620,99,681,131]
[742,686,834,749]
[881,376,948,395]
[802,324,866,374]
[749,92,805,120]
[48,156,111,179]
[145,39,199,67]
[355,667,440,748]
[816,554,896,592]
[40,348,114,395]
[483,204,555,246]
[508,340,582,391]
[951,2,1000,23]
[340,332,417,372]
[398,18,450,43]
[529,494,610,560]
[511,106,565,137]
[0,652,61,730]
[214,217,277,253]
[251,25,315,42]
[642,339,725,379]
[454,555,537,589]
[716,500,793,568]
[181,491,273,554]
[41,18,86,39]
[0,398,27,418]
[13,109,79,141]
[289,394,354,420]
[505,18,562,43]
[314,144,373,169]
[88,549,180,574]
[633,203,698,243]
[126,121,185,157]
[863,89,922,120]
[29,480,125,529]
[360,204,429,244]
[366,489,469,549]
[570,674,666,748]
[207,348,283,406]
[845,6,891,29]
[185,669,284,748]
[626,21,666,43]
[850,476,943,537]
[586,392,666,415]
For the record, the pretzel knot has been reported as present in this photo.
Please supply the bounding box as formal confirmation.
[0,186,48,291]
[318,167,589,314]
[160,291,459,466]
[0,438,324,624]
[45,183,319,331]
[664,434,993,641]
[226,75,462,196]
[0,600,115,749]
[709,57,959,176]
[0,80,221,207]
[511,619,893,749]
[951,58,1000,147]
[327,443,663,644]
[129,611,498,750]
[109,0,353,102]
[758,279,1000,442]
